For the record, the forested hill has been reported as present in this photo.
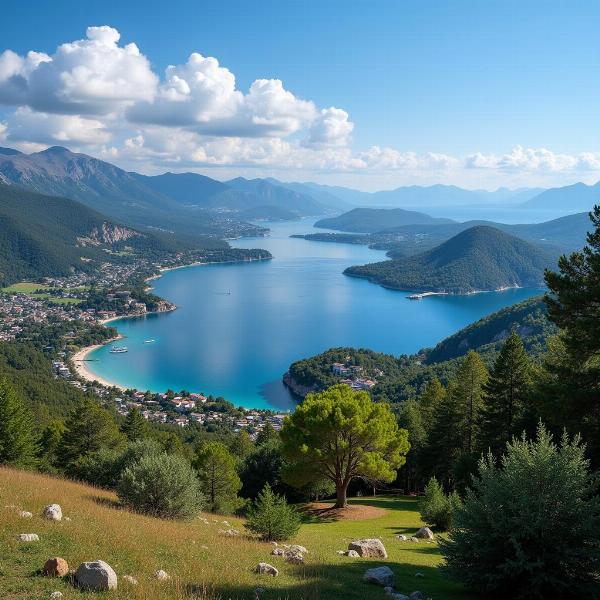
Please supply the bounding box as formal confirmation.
[344,226,555,294]
[0,183,231,285]
[314,207,454,233]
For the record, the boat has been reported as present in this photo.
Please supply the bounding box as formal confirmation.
[143,339,156,344]
[109,346,128,353]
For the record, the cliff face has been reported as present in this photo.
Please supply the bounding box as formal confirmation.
[283,371,319,398]
[77,222,141,247]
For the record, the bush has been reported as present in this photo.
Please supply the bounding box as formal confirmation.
[441,424,600,599]
[118,452,204,520]
[420,477,460,531]
[245,484,301,541]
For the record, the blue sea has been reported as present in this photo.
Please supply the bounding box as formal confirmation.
[86,218,542,410]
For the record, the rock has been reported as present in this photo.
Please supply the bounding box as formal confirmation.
[254,587,266,595]
[63,517,71,522]
[284,549,304,564]
[392,595,410,600]
[396,534,407,541]
[346,550,360,558]
[219,528,240,536]
[348,538,388,559]
[336,550,346,555]
[384,586,395,595]
[75,560,117,591]
[271,548,284,556]
[255,562,278,576]
[49,593,63,599]
[415,572,424,578]
[289,544,308,554]
[42,504,62,522]
[363,566,395,587]
[154,569,170,580]
[409,592,423,600]
[122,575,138,585]
[18,510,32,518]
[414,527,434,540]
[18,533,39,542]
[44,557,69,577]
[410,537,419,542]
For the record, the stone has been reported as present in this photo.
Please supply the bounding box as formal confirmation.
[42,504,62,522]
[75,560,117,591]
[284,549,304,564]
[255,562,279,576]
[336,550,346,555]
[396,534,407,541]
[122,575,138,585]
[154,569,170,580]
[363,566,395,587]
[410,537,419,542]
[49,593,63,599]
[346,550,360,558]
[415,572,424,578]
[289,544,308,554]
[271,548,284,556]
[409,592,423,600]
[392,595,410,600]
[270,541,278,546]
[219,528,240,536]
[18,510,32,518]
[44,557,69,577]
[414,527,434,540]
[18,533,39,542]
[348,538,388,559]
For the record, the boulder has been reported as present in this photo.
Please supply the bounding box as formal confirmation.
[219,528,239,537]
[18,510,32,518]
[284,549,304,564]
[289,544,308,554]
[122,575,138,585]
[154,569,170,580]
[346,550,360,558]
[410,537,419,542]
[396,534,407,541]
[18,533,39,542]
[49,593,63,599]
[255,563,279,576]
[348,538,388,559]
[363,566,395,587]
[42,504,62,522]
[75,560,117,591]
[44,557,69,577]
[271,548,284,556]
[414,527,434,540]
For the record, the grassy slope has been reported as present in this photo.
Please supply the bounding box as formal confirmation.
[0,468,473,600]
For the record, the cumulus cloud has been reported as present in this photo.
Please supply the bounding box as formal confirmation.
[305,107,353,148]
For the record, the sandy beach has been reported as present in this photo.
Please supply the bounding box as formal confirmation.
[71,334,128,391]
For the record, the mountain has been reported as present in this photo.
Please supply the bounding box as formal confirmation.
[0,182,195,285]
[344,226,555,294]
[314,207,455,233]
[0,147,266,240]
[296,182,543,208]
[265,178,351,210]
[522,181,600,212]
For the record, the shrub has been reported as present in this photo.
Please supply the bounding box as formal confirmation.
[245,484,301,541]
[420,476,460,531]
[118,453,204,520]
[441,424,600,599]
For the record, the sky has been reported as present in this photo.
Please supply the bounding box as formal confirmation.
[0,0,599,190]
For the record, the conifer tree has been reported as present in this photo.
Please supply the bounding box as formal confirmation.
[121,407,151,441]
[482,332,531,455]
[193,441,242,513]
[0,378,37,467]
[229,429,254,460]
[256,420,279,446]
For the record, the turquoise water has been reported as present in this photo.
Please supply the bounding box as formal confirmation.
[87,219,542,410]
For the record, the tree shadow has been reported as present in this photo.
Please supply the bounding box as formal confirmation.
[85,494,123,511]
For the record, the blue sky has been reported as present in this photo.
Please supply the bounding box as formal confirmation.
[0,0,599,189]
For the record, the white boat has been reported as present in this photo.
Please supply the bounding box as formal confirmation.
[143,339,156,344]
[109,346,128,353]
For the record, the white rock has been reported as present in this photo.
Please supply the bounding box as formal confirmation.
[75,560,117,591]
[49,593,63,599]
[410,537,419,542]
[284,549,304,564]
[255,562,278,576]
[271,548,285,556]
[18,510,32,518]
[363,565,395,587]
[219,528,239,537]
[289,544,308,554]
[346,549,360,558]
[336,550,346,555]
[348,538,388,558]
[396,534,407,541]
[154,569,170,580]
[18,533,39,542]
[122,575,138,585]
[414,527,434,540]
[42,504,62,522]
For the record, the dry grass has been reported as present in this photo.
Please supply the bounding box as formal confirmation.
[0,467,475,600]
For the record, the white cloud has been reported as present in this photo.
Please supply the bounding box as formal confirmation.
[305,107,353,148]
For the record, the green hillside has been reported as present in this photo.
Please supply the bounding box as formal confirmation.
[344,226,554,294]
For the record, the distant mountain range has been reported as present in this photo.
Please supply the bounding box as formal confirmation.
[521,180,600,212]
[344,225,556,294]
[314,208,455,233]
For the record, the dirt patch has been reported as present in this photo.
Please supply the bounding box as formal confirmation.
[300,502,387,521]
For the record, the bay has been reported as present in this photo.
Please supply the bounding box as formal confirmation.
[86,219,541,410]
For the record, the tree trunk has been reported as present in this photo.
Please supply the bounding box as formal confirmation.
[334,482,348,508]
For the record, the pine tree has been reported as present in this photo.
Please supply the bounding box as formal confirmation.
[419,377,446,423]
[245,483,301,541]
[58,399,125,471]
[229,429,254,460]
[482,332,531,455]
[256,420,279,446]
[193,441,242,513]
[121,407,151,441]
[0,378,37,467]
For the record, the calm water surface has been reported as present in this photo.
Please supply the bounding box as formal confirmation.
[87,219,541,410]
